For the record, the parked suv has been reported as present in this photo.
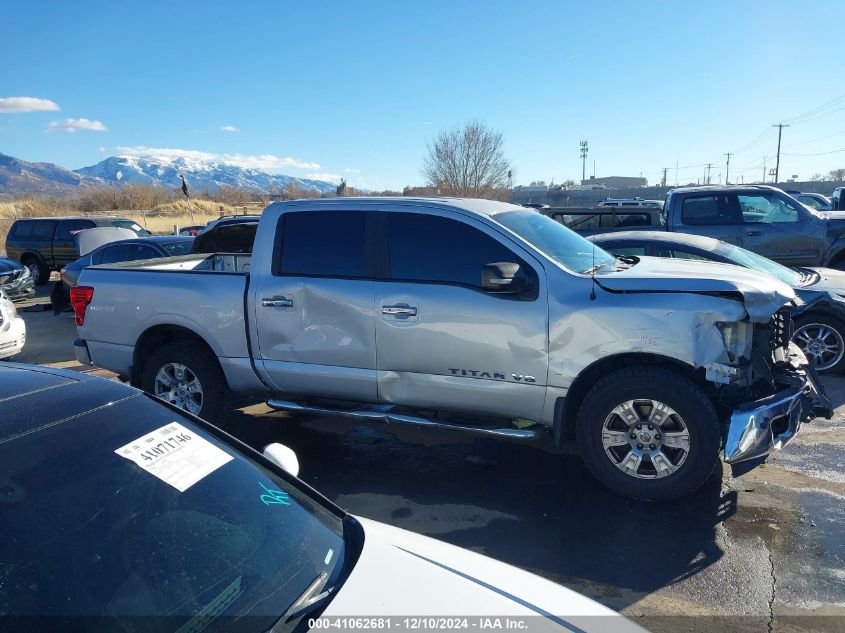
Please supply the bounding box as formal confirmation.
[4,216,150,284]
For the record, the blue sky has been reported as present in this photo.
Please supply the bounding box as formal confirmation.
[2,0,845,190]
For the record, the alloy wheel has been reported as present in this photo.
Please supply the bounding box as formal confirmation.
[601,399,690,479]
[153,362,204,415]
[794,323,845,372]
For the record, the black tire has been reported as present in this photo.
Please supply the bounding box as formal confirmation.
[793,312,845,374]
[575,366,720,500]
[140,341,234,425]
[22,256,50,286]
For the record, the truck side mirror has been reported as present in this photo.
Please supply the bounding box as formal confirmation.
[262,443,300,477]
[482,262,531,294]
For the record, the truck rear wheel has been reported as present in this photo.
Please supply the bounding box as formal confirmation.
[141,341,233,425]
[575,366,720,500]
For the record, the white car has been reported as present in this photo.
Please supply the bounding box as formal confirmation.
[0,290,25,359]
[0,364,644,632]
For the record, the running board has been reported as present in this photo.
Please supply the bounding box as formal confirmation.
[265,399,545,440]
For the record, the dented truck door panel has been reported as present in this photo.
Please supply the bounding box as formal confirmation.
[254,208,379,401]
[374,206,549,421]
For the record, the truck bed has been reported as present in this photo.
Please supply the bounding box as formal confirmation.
[91,252,252,273]
[76,252,257,388]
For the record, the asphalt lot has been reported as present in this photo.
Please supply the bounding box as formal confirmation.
[11,283,845,632]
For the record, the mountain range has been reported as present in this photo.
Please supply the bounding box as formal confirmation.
[0,152,338,196]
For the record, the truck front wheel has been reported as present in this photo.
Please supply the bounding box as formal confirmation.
[141,341,233,425]
[575,366,720,500]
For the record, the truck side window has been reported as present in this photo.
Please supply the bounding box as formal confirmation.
[680,195,737,225]
[279,211,368,277]
[388,213,527,288]
[737,194,800,224]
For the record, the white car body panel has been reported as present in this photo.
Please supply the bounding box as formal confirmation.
[323,517,644,632]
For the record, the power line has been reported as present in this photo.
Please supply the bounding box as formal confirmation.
[783,147,845,157]
[783,92,845,125]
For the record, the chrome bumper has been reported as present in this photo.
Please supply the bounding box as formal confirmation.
[725,349,832,464]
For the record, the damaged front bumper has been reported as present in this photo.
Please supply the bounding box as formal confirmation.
[724,346,832,464]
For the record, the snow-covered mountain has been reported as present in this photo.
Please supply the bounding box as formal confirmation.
[76,155,337,194]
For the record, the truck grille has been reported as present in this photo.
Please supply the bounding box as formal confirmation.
[769,308,793,352]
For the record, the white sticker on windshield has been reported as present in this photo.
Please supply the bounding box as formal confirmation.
[115,422,233,492]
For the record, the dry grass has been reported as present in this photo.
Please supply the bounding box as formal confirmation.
[0,197,263,255]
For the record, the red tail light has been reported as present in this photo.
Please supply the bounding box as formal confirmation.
[70,286,94,326]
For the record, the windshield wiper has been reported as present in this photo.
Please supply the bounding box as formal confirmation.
[270,571,334,631]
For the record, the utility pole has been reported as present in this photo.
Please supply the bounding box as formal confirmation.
[661,167,668,187]
[705,163,713,185]
[772,123,790,184]
[762,156,767,183]
[579,140,589,183]
[724,153,732,185]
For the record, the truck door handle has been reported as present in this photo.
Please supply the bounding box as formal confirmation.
[261,296,294,308]
[745,230,763,237]
[382,305,417,316]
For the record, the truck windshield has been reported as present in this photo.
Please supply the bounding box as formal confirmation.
[713,242,801,286]
[494,210,618,274]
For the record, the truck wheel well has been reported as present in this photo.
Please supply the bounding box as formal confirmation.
[554,353,699,446]
[131,325,216,387]
[827,251,845,270]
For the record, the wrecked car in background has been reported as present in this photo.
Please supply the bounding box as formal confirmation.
[590,230,845,373]
[0,257,35,302]
[73,198,832,499]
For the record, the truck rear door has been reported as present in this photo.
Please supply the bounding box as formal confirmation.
[252,208,379,402]
[670,192,743,245]
[373,206,549,422]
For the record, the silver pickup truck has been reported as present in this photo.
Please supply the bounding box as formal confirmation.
[73,197,832,499]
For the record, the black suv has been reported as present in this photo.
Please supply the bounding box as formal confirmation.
[4,216,150,284]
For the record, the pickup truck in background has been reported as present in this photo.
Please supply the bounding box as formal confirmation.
[72,197,831,499]
[4,216,150,285]
[548,185,845,269]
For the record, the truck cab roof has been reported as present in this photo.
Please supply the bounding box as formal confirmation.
[265,196,525,219]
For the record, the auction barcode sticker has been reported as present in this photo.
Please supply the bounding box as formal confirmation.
[115,422,233,492]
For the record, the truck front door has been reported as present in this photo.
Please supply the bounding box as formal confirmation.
[734,191,825,266]
[373,207,549,422]
[253,209,379,402]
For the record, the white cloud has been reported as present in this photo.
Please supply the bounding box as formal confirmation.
[306,172,342,184]
[47,118,107,133]
[220,125,239,133]
[344,168,361,174]
[0,97,60,113]
[115,146,320,171]
[98,146,106,153]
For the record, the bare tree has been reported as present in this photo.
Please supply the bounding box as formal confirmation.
[829,168,845,181]
[421,121,513,198]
